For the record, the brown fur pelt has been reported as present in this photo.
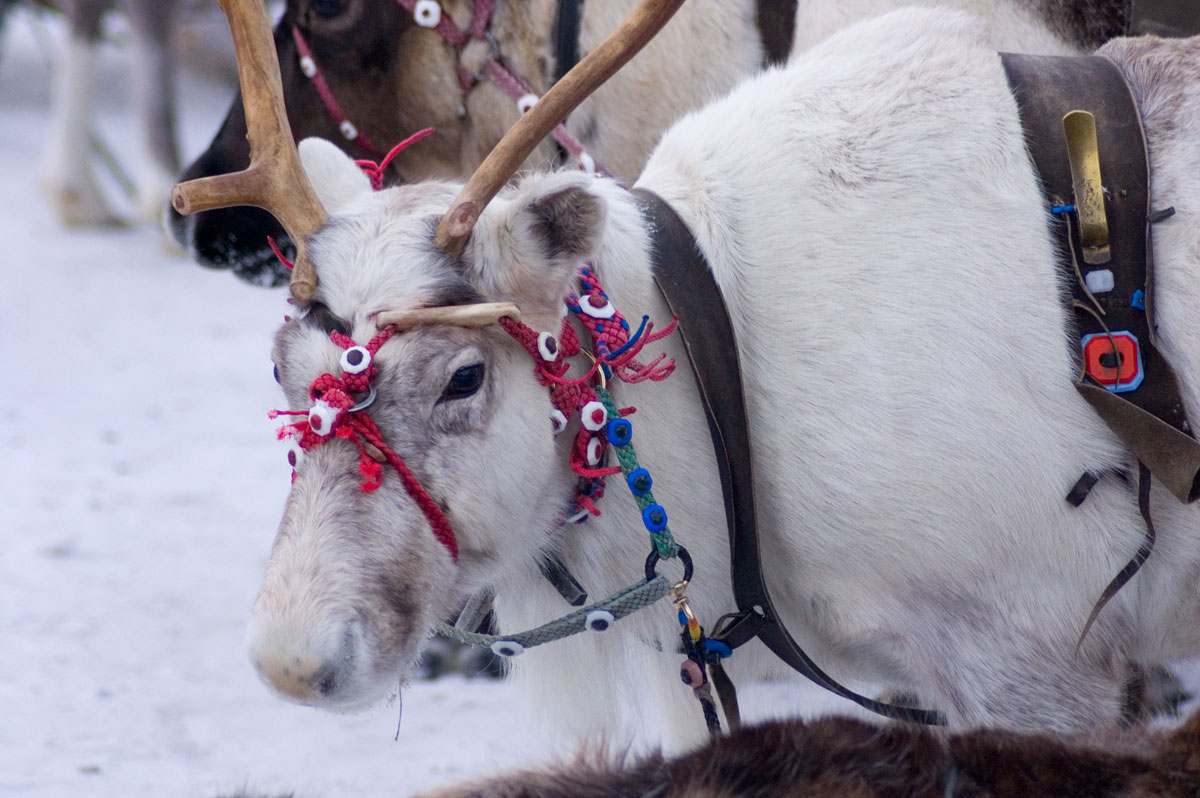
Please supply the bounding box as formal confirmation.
[422,710,1200,798]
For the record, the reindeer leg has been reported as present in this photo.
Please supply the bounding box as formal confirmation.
[123,0,181,225]
[42,0,121,227]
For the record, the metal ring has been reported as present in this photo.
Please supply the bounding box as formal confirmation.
[645,545,692,583]
[349,385,377,413]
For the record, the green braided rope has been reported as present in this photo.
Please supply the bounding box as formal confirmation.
[595,385,679,558]
[436,575,671,650]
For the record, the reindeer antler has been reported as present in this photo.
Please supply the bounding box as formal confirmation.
[433,0,688,255]
[171,0,327,302]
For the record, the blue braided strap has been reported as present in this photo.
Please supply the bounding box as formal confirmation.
[436,575,670,650]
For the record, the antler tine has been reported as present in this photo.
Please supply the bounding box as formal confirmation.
[171,0,327,302]
[433,0,688,255]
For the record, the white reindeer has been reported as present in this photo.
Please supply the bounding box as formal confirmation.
[174,0,1200,747]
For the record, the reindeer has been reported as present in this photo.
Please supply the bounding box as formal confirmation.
[421,709,1200,798]
[22,0,185,226]
[164,0,1138,287]
[173,0,1200,749]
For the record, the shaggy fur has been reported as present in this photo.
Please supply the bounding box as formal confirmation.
[247,6,1200,751]
[168,0,1134,285]
[423,711,1200,798]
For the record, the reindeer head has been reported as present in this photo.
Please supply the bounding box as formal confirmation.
[175,0,683,710]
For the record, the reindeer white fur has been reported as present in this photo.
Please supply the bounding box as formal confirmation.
[247,8,1200,747]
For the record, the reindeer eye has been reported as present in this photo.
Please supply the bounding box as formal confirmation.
[443,363,484,399]
[312,0,342,17]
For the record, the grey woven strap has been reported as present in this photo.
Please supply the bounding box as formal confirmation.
[437,576,671,650]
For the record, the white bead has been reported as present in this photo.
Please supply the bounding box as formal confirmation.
[579,152,596,175]
[1085,269,1115,294]
[490,639,524,657]
[536,331,559,362]
[586,436,604,466]
[308,400,339,437]
[550,408,568,436]
[585,609,615,632]
[579,294,616,319]
[339,120,358,141]
[516,93,539,115]
[580,400,607,431]
[285,438,306,470]
[414,0,441,27]
[340,345,372,374]
[299,55,316,78]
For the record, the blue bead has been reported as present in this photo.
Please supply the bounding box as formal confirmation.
[642,504,667,532]
[705,639,733,659]
[628,468,652,496]
[620,319,629,330]
[607,418,633,446]
[596,323,604,333]
[1131,289,1146,310]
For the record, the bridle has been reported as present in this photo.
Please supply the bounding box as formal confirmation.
[291,0,607,176]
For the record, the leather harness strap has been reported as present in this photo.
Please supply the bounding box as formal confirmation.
[755,0,798,67]
[633,188,945,727]
[1001,52,1200,506]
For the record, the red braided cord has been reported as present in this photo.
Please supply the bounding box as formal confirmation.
[291,27,383,158]
[354,128,436,191]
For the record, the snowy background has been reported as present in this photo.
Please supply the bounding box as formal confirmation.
[2,6,1198,798]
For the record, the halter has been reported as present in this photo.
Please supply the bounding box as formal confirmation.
[291,0,608,178]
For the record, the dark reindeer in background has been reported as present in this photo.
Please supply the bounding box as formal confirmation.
[165,0,1158,288]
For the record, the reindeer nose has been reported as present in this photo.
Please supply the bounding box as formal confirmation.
[246,618,361,704]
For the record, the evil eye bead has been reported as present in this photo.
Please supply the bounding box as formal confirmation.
[285,438,306,470]
[586,436,604,466]
[340,345,372,375]
[550,408,569,435]
[642,503,668,533]
[580,400,607,431]
[579,152,596,176]
[536,331,559,362]
[516,93,539,115]
[339,120,359,141]
[299,55,316,78]
[627,467,652,496]
[413,0,441,27]
[580,294,616,320]
[606,417,632,447]
[308,400,339,437]
[585,609,616,633]
[490,640,524,657]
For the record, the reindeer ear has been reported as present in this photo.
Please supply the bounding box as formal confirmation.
[298,137,372,215]
[467,172,606,323]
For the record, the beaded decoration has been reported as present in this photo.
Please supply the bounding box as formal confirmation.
[501,265,679,556]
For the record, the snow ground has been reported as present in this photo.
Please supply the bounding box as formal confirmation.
[3,7,1198,798]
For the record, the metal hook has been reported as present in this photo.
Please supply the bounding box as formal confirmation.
[349,385,377,413]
